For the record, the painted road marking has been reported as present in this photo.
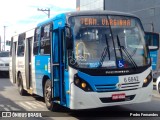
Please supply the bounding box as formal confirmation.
[18,101,45,110]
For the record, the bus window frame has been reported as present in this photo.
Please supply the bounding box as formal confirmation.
[40,23,52,55]
[33,27,41,55]
[145,32,159,51]
[17,33,26,57]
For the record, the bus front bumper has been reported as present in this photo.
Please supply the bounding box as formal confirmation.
[69,82,152,110]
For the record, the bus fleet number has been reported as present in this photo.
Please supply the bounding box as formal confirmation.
[124,76,139,83]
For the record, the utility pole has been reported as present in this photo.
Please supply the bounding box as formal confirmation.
[37,8,50,18]
[103,0,105,10]
[4,26,6,51]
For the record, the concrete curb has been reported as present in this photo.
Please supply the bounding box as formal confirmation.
[153,93,160,98]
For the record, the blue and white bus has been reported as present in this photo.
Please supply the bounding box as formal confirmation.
[9,10,159,110]
[145,32,160,94]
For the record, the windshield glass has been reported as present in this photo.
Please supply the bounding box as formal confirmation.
[69,15,149,69]
[0,51,9,57]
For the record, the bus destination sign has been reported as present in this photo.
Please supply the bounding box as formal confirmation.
[80,18,131,27]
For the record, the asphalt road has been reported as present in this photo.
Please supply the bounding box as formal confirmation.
[0,76,160,120]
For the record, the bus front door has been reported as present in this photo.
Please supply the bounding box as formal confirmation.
[12,42,17,84]
[51,28,65,104]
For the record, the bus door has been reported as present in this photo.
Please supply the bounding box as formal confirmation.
[12,42,17,84]
[51,27,65,104]
[25,37,32,89]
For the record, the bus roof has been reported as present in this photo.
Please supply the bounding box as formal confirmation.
[37,10,138,27]
[65,10,137,18]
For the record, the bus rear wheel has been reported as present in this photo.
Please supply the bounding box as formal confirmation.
[18,73,26,96]
[44,79,56,111]
[158,82,160,94]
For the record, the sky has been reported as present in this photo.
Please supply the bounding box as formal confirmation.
[0,0,76,40]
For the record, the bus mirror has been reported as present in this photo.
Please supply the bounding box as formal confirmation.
[65,26,73,50]
[145,32,159,51]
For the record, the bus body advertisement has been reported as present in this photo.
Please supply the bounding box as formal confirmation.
[9,11,159,110]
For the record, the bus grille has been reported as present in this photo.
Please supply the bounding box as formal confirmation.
[95,84,117,92]
[120,82,140,90]
[95,82,140,92]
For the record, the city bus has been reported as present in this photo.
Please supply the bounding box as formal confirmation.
[0,51,10,77]
[145,32,160,94]
[9,10,159,110]
[0,40,11,77]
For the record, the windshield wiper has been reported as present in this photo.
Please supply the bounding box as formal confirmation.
[117,36,123,60]
[106,16,118,68]
[105,34,111,60]
[99,47,109,67]
[117,35,138,69]
[98,35,110,67]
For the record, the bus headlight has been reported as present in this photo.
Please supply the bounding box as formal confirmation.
[142,72,152,87]
[81,82,87,88]
[74,74,93,92]
[143,78,148,84]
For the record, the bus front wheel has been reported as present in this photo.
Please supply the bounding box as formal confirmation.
[44,79,56,111]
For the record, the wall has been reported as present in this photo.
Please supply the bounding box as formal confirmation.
[104,0,160,33]
[76,0,160,33]
[77,0,104,11]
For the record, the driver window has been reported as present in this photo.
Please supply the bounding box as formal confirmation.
[125,28,141,49]
[75,28,100,59]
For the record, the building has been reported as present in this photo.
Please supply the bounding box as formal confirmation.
[76,0,104,11]
[76,0,160,33]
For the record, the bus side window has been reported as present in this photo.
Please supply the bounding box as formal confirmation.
[33,28,40,55]
[40,24,51,55]
[17,33,25,56]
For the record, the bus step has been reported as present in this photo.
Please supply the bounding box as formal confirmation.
[53,97,60,100]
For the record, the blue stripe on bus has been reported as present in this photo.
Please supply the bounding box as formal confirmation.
[64,71,70,108]
[35,55,51,96]
[150,51,158,70]
[78,71,119,92]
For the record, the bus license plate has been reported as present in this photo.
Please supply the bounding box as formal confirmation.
[112,93,126,100]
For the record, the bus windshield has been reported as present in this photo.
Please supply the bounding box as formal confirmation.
[69,15,150,69]
[0,51,9,57]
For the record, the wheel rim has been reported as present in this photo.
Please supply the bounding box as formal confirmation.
[45,85,51,102]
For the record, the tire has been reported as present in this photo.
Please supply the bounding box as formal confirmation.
[44,79,56,111]
[18,73,26,96]
[158,82,160,94]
